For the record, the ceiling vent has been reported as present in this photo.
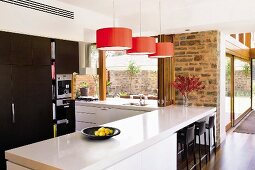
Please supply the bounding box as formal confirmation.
[0,0,74,19]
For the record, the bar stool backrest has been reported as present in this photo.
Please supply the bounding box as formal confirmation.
[196,121,206,135]
[186,125,195,144]
[208,116,215,129]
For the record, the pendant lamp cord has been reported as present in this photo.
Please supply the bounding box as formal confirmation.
[140,0,142,36]
[159,0,162,40]
[113,0,115,27]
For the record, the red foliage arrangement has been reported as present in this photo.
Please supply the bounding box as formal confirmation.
[172,75,205,97]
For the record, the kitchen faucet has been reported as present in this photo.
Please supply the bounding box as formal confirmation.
[139,94,146,106]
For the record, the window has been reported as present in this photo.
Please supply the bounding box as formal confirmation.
[88,44,158,99]
[106,53,158,99]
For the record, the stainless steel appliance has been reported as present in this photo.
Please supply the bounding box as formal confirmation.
[55,99,75,136]
[56,74,72,99]
[54,74,75,136]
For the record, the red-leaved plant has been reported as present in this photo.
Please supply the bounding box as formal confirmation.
[172,75,205,99]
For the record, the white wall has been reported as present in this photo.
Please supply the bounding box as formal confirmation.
[219,32,226,143]
[0,0,112,42]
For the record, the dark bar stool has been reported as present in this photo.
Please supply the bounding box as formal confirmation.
[206,115,216,158]
[195,121,207,170]
[177,125,196,170]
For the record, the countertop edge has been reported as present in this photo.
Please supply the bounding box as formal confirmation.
[5,152,60,170]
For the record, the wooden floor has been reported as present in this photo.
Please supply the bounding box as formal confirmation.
[178,121,255,170]
[204,132,255,170]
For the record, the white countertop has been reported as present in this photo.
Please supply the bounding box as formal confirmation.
[5,105,216,170]
[75,98,158,111]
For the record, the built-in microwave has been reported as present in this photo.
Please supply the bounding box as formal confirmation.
[56,74,72,99]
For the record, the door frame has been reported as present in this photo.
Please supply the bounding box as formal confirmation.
[226,54,252,131]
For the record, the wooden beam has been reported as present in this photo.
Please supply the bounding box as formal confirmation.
[245,33,251,48]
[239,33,244,44]
[226,35,250,60]
[250,48,255,58]
[230,34,236,39]
[170,57,175,104]
[157,34,174,107]
[158,58,165,107]
[99,50,106,100]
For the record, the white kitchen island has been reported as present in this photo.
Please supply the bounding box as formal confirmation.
[5,105,216,170]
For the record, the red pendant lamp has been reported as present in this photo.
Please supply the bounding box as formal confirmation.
[97,27,132,51]
[127,0,156,55]
[149,0,174,58]
[96,0,132,51]
[127,37,156,55]
[149,42,174,58]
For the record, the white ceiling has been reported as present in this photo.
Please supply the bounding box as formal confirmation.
[58,0,255,40]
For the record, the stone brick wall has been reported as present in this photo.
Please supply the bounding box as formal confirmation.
[173,30,221,145]
[108,70,158,96]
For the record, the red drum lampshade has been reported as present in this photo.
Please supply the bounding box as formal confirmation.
[127,37,156,55]
[149,42,174,58]
[96,27,132,51]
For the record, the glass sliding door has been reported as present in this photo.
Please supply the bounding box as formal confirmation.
[225,56,232,130]
[233,58,252,125]
[225,54,252,130]
[252,59,255,109]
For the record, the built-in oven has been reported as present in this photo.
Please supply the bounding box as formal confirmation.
[56,74,72,99]
[55,99,75,136]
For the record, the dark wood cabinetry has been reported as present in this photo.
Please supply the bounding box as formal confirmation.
[0,31,79,169]
[32,37,51,66]
[11,33,33,65]
[55,39,79,74]
[0,65,13,169]
[0,32,55,169]
[12,66,53,146]
[0,32,11,65]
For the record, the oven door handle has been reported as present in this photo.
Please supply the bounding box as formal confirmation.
[57,119,69,125]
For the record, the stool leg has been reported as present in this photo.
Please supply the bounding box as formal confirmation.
[204,132,207,164]
[193,140,197,170]
[185,144,189,170]
[181,143,184,160]
[213,126,216,154]
[208,128,211,159]
[199,136,201,170]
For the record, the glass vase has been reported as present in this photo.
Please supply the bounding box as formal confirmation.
[183,95,189,107]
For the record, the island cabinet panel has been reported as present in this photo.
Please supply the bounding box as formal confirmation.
[106,153,142,170]
[0,31,11,64]
[32,37,51,66]
[106,134,177,170]
[141,133,177,170]
[55,39,79,74]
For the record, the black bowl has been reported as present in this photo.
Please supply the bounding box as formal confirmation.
[81,126,121,140]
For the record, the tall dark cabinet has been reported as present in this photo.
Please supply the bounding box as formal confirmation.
[55,39,79,74]
[52,39,78,137]
[0,32,53,169]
